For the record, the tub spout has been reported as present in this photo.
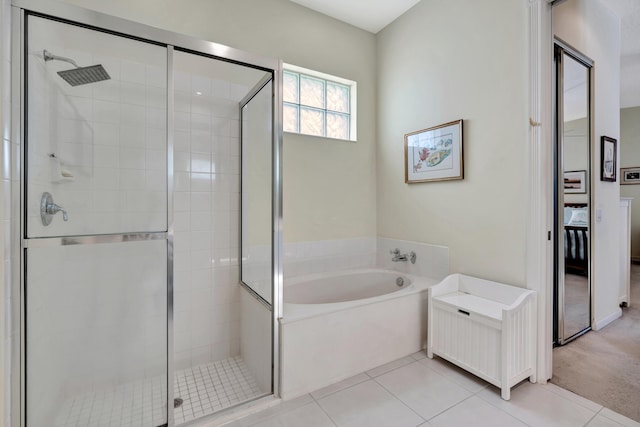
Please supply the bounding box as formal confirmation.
[390,248,416,264]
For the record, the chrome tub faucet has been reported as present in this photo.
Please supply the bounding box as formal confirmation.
[390,248,416,264]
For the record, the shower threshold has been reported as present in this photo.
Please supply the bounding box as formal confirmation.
[54,356,263,426]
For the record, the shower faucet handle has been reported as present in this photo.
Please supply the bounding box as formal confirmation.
[40,192,68,225]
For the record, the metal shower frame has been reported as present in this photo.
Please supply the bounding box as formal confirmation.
[9,0,284,425]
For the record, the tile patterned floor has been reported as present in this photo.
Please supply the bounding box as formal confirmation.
[54,356,263,427]
[174,357,264,424]
[218,351,640,427]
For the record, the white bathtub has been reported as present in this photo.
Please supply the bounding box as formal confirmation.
[280,268,439,399]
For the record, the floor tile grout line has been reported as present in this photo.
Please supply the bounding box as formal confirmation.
[542,382,605,413]
[582,411,601,427]
[307,399,340,427]
[595,407,634,427]
[370,368,434,424]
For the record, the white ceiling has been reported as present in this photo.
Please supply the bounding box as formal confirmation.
[289,0,420,34]
[290,0,640,109]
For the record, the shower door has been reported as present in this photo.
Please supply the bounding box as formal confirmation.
[23,15,169,427]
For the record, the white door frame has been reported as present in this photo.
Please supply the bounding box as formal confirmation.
[527,0,555,383]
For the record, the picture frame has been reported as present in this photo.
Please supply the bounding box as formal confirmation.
[564,170,587,193]
[600,136,617,182]
[404,119,463,183]
[621,167,640,185]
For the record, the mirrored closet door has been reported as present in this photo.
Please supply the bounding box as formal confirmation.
[554,41,593,345]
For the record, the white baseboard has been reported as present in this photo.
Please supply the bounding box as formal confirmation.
[593,309,622,331]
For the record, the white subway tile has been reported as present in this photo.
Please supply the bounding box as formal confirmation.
[174,172,190,192]
[191,75,211,96]
[120,125,146,148]
[120,147,145,169]
[121,104,146,126]
[190,172,211,192]
[93,99,120,124]
[93,122,119,147]
[120,59,146,85]
[190,191,211,212]
[190,112,211,133]
[146,65,166,89]
[190,211,212,232]
[191,152,211,174]
[93,79,120,103]
[173,191,190,211]
[146,107,166,130]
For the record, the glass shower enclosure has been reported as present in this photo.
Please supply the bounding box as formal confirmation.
[14,2,282,426]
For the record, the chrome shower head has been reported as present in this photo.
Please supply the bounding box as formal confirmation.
[43,49,111,86]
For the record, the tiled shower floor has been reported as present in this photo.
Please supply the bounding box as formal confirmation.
[54,356,263,427]
[174,356,264,424]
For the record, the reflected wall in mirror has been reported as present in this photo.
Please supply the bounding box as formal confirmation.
[555,44,593,345]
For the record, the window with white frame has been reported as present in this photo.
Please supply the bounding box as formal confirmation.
[283,64,356,141]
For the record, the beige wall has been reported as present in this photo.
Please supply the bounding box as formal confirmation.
[554,0,621,328]
[376,0,528,286]
[63,0,378,243]
[620,106,640,259]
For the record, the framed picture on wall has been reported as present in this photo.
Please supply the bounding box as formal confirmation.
[621,167,640,185]
[600,136,617,182]
[564,170,587,193]
[404,119,463,183]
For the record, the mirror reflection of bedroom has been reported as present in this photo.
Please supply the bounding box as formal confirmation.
[554,43,592,345]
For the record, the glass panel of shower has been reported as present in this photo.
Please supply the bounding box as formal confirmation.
[171,50,273,424]
[25,15,168,427]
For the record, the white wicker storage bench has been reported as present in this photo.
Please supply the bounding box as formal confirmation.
[427,274,537,400]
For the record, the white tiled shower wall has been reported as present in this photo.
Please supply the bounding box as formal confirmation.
[172,58,248,370]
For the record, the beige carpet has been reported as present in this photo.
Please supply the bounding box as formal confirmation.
[551,264,640,422]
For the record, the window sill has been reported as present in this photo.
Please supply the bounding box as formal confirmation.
[283,131,356,143]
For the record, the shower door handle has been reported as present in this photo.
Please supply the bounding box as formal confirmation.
[41,192,68,225]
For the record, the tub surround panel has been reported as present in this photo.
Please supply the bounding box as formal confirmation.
[283,237,376,278]
[377,237,449,280]
[281,290,428,400]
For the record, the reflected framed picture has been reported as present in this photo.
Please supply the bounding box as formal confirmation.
[404,119,463,183]
[564,170,587,193]
[600,136,617,182]
[621,167,640,185]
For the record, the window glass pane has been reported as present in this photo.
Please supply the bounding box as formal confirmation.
[327,82,349,113]
[300,75,325,109]
[327,112,349,140]
[300,107,324,136]
[283,103,299,133]
[283,71,298,103]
